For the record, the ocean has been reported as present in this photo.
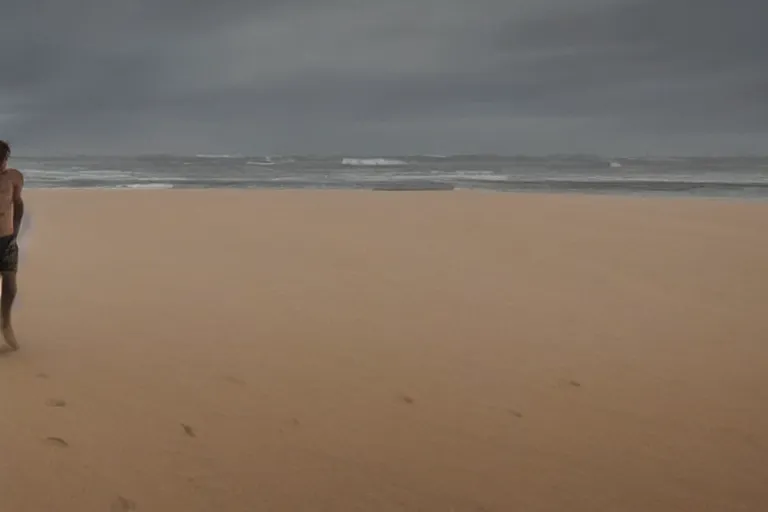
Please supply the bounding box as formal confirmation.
[16,154,768,199]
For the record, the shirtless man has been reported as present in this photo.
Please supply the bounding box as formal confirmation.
[0,140,24,352]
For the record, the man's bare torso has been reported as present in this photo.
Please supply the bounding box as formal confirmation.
[0,169,23,237]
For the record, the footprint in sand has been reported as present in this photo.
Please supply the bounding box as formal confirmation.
[111,496,137,511]
[558,379,582,389]
[46,398,67,408]
[44,437,69,448]
[280,418,301,434]
[222,375,246,386]
[181,424,196,438]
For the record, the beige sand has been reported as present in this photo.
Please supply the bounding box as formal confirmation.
[2,189,767,511]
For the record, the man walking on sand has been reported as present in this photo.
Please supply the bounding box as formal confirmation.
[0,140,24,352]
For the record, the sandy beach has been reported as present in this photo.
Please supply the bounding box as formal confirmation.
[2,189,767,511]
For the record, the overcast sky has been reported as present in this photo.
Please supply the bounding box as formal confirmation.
[1,0,765,156]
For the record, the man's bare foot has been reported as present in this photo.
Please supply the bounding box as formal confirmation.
[2,325,18,352]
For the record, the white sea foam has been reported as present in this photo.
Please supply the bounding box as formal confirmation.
[340,171,508,182]
[341,158,408,167]
[414,171,508,182]
[116,183,175,189]
[22,168,137,184]
[270,177,305,182]
[529,175,768,185]
[76,170,134,180]
[451,171,508,181]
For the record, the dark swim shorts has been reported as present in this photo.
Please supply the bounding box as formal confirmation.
[0,234,18,273]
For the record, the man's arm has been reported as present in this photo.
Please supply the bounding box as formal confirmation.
[11,170,23,237]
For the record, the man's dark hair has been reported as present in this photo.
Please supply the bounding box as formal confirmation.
[0,140,9,162]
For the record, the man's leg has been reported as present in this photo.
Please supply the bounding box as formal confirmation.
[0,235,18,352]
[1,271,18,351]
[1,271,18,350]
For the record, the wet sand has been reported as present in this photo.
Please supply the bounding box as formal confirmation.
[2,189,767,511]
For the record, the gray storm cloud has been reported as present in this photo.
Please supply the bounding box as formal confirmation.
[1,0,765,155]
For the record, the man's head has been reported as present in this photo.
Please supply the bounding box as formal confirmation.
[0,141,9,172]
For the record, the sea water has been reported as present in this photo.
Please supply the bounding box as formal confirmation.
[15,154,768,199]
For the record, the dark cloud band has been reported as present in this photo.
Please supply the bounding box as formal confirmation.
[1,0,764,155]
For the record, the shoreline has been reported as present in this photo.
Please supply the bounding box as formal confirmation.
[22,186,768,204]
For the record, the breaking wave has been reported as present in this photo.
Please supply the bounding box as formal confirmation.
[115,183,175,189]
[341,158,408,167]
